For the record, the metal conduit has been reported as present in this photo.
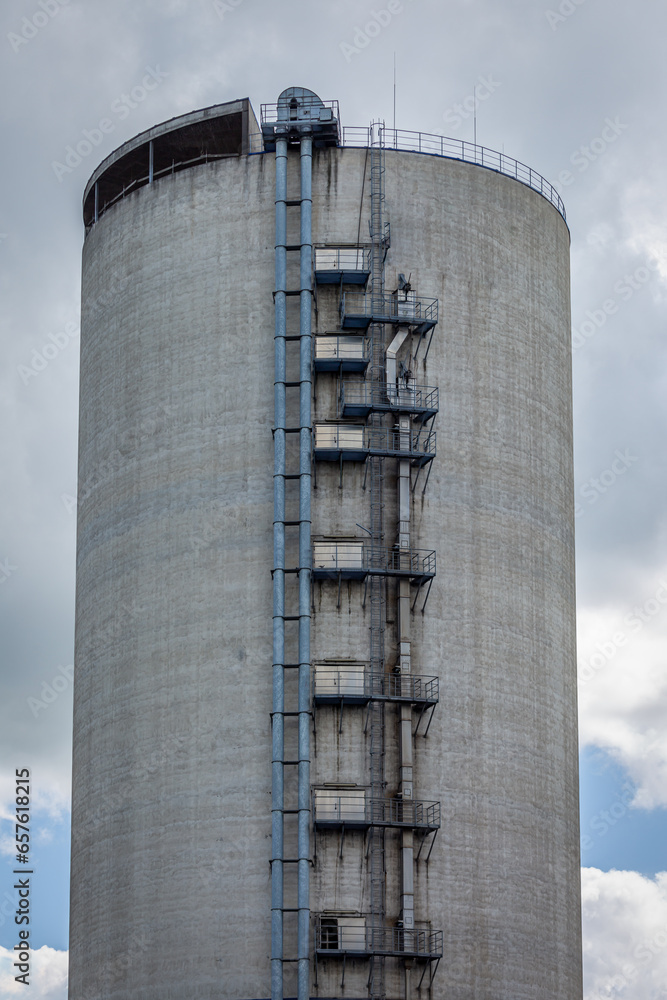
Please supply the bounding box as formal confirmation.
[272,128,313,1000]
[272,135,288,1000]
[297,135,313,1000]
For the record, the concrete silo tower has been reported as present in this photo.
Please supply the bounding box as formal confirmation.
[70,88,581,1000]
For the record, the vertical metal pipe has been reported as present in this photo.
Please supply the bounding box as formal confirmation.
[272,134,288,1000]
[297,133,313,1000]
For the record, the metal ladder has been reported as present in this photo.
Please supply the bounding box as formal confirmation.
[272,131,313,1000]
[367,123,387,1000]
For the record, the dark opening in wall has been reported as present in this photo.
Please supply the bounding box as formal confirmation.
[83,102,250,230]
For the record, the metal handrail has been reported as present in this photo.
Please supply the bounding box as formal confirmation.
[312,670,439,703]
[342,125,566,219]
[249,125,566,220]
[340,380,439,414]
[385,672,439,701]
[90,127,565,230]
[312,543,436,577]
[315,919,443,958]
[312,794,441,829]
[314,335,370,361]
[90,124,566,227]
[88,150,238,228]
[261,99,340,125]
[314,425,436,459]
[314,246,371,272]
[341,291,438,326]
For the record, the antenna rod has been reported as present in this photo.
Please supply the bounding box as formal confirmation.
[393,52,396,134]
[473,84,477,148]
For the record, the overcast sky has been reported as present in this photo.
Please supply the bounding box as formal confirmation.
[1,1,667,997]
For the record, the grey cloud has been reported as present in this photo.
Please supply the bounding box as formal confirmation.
[2,1,667,990]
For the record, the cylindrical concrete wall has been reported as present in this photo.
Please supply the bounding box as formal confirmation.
[71,124,580,1000]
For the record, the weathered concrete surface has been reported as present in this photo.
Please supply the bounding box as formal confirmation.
[72,153,277,1000]
[310,148,579,1000]
[71,139,580,1000]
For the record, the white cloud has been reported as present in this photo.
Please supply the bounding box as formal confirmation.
[578,577,667,808]
[0,945,67,999]
[1,2,667,996]
[582,868,667,1000]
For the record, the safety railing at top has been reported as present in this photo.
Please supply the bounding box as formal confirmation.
[344,126,566,219]
[260,99,340,126]
[248,126,565,220]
